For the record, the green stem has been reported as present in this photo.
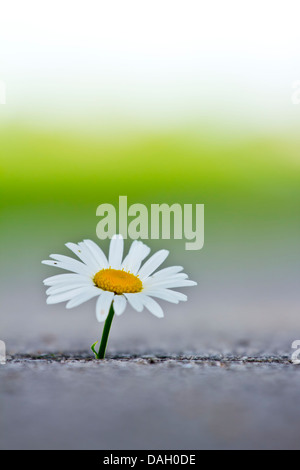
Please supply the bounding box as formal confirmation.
[97,302,115,359]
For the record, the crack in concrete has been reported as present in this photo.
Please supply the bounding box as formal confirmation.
[6,352,293,365]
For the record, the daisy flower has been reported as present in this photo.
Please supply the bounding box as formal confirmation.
[42,235,197,358]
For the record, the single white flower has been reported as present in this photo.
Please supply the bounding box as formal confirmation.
[42,235,197,322]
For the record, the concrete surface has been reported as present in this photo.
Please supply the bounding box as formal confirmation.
[1,261,300,450]
[1,347,300,450]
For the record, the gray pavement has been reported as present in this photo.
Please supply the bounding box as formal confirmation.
[1,265,300,450]
[1,348,300,450]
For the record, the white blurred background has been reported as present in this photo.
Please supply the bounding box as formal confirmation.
[1,0,300,132]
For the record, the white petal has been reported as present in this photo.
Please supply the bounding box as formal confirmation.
[65,242,99,271]
[113,295,127,316]
[108,234,124,269]
[144,288,187,303]
[83,239,109,269]
[137,250,169,280]
[66,287,102,309]
[49,253,87,265]
[165,290,187,302]
[131,242,151,274]
[96,291,114,322]
[122,240,151,274]
[149,273,188,283]
[124,293,144,312]
[46,286,89,304]
[140,294,164,318]
[144,273,188,289]
[43,274,91,286]
[143,289,179,304]
[121,240,139,271]
[145,279,197,289]
[152,266,184,279]
[46,280,93,295]
[43,256,93,276]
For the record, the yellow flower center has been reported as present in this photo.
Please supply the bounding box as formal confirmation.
[94,268,143,295]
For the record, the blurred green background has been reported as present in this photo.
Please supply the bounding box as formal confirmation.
[2,125,299,257]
